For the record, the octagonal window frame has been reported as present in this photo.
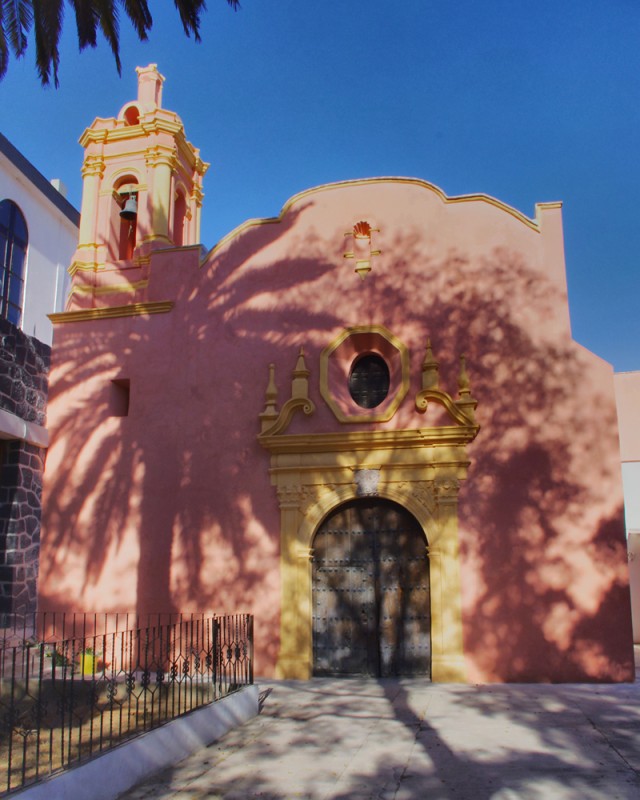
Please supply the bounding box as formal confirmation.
[320,325,410,423]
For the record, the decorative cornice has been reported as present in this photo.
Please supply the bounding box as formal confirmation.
[140,117,183,138]
[259,426,479,455]
[49,301,174,324]
[79,125,109,147]
[80,114,184,147]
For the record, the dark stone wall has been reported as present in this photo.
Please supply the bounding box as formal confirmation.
[0,318,50,614]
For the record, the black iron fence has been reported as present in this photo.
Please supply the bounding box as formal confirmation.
[0,612,253,795]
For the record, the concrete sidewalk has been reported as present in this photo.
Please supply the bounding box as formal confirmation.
[116,670,640,800]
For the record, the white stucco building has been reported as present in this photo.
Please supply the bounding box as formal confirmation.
[614,371,640,642]
[0,132,79,345]
[0,133,79,613]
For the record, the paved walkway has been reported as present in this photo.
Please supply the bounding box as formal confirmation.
[116,669,640,800]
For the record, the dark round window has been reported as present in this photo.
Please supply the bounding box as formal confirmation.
[348,354,390,409]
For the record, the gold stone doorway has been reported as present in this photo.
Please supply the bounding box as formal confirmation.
[258,341,479,682]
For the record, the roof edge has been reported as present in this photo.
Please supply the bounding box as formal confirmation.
[207,176,545,259]
[0,132,80,227]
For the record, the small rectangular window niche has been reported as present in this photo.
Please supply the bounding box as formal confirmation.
[109,379,130,417]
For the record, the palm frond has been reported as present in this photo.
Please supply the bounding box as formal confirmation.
[173,0,207,41]
[121,0,152,40]
[69,0,99,48]
[0,0,240,86]
[1,0,33,56]
[32,0,64,86]
[93,0,122,74]
[0,17,9,81]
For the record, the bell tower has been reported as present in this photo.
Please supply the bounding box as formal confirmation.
[67,64,208,310]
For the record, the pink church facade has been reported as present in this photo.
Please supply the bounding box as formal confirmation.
[38,66,634,683]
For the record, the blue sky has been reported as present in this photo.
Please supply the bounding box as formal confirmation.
[1,1,638,370]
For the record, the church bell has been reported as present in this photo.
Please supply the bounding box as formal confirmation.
[120,194,138,221]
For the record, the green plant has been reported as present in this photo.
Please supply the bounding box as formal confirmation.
[47,647,69,667]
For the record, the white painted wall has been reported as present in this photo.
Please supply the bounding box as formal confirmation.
[0,140,78,345]
[622,462,640,534]
[614,371,640,643]
[13,685,259,800]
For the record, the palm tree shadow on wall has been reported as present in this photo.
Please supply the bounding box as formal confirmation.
[371,237,630,681]
[40,211,632,679]
[41,202,343,663]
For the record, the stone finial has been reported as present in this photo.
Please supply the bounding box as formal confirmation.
[291,348,310,400]
[458,354,470,396]
[259,363,279,432]
[456,354,477,423]
[136,64,165,110]
[421,338,440,390]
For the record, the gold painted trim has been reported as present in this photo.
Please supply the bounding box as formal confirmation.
[260,397,316,438]
[69,260,100,276]
[49,301,174,324]
[260,426,478,455]
[415,388,478,428]
[142,244,203,257]
[81,116,184,146]
[208,177,542,258]
[69,280,149,297]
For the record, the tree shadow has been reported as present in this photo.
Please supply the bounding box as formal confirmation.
[39,189,633,682]
[112,677,640,799]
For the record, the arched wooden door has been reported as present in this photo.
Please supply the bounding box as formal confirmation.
[312,499,431,677]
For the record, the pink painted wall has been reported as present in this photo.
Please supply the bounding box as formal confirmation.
[615,371,640,462]
[39,178,634,681]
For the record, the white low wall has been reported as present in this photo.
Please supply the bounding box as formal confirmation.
[13,685,260,800]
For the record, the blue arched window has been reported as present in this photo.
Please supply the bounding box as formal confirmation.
[0,200,28,326]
